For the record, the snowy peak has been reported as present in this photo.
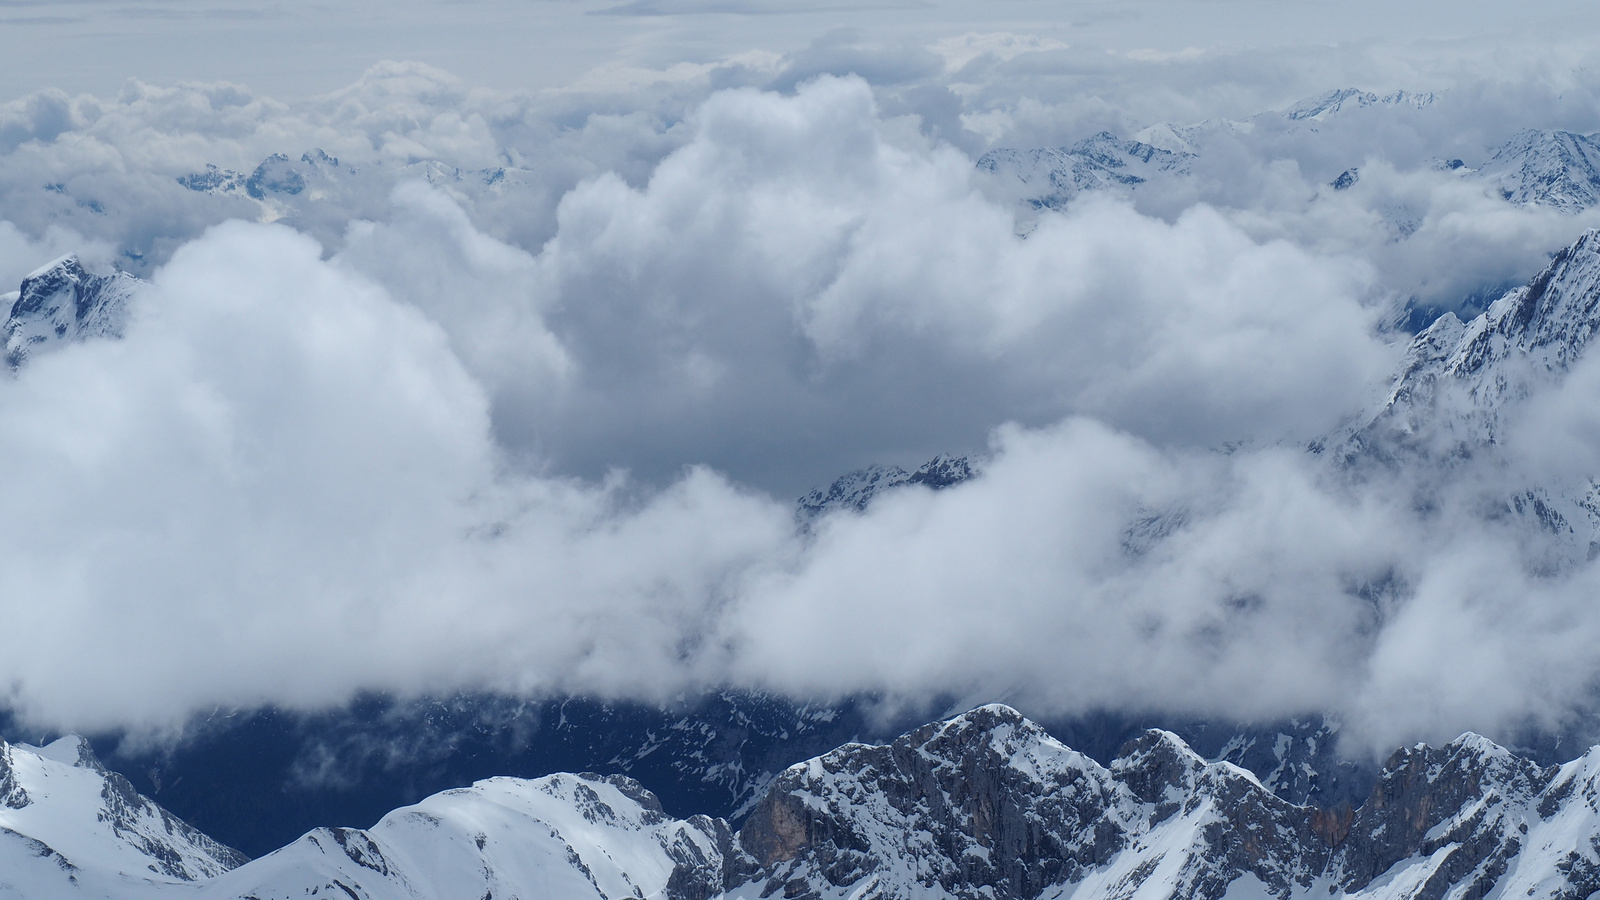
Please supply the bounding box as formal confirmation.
[798,453,976,521]
[174,149,533,227]
[735,704,1342,900]
[18,708,1600,899]
[1283,87,1438,121]
[976,133,1193,209]
[1480,128,1600,211]
[0,736,246,897]
[733,708,1600,900]
[204,771,734,900]
[3,253,138,368]
[1350,228,1600,464]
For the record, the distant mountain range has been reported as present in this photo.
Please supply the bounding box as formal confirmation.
[979,88,1600,215]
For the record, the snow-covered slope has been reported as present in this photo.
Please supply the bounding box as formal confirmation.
[1478,128,1600,211]
[15,705,1600,899]
[1335,228,1600,557]
[797,454,976,522]
[1349,229,1600,454]
[0,736,246,898]
[201,772,734,900]
[976,133,1192,209]
[1282,88,1439,122]
[2,254,138,368]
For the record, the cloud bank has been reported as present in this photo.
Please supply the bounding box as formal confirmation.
[4,44,1600,758]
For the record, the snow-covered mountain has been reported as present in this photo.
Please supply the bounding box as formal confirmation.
[0,735,245,898]
[1282,88,1439,122]
[202,771,735,900]
[1478,128,1600,211]
[18,704,1600,900]
[175,148,540,225]
[981,88,1600,217]
[1332,228,1600,560]
[2,254,138,368]
[797,454,976,522]
[976,133,1193,210]
[88,690,915,859]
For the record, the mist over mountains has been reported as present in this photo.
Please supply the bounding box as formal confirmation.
[6,66,1600,742]
[10,14,1600,895]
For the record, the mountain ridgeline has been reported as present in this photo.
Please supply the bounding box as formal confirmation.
[8,705,1600,899]
[978,89,1600,217]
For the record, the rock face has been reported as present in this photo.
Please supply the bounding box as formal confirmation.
[2,253,138,367]
[735,706,1329,900]
[722,707,1600,900]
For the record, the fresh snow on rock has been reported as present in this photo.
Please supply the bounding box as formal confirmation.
[1478,128,1600,211]
[15,706,1600,899]
[1335,228,1600,558]
[797,454,976,522]
[983,88,1600,217]
[175,148,540,226]
[2,254,138,368]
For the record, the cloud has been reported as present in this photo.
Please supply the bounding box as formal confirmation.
[7,47,1600,762]
[516,76,1392,491]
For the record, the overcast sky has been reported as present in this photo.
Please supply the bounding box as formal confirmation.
[2,0,1595,100]
[4,0,1600,757]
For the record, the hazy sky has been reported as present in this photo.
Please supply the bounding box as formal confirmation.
[2,0,1595,100]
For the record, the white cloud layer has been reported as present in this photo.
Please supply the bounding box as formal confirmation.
[4,37,1600,759]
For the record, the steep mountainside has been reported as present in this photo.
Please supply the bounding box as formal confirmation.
[2,254,138,368]
[1479,129,1600,211]
[82,691,915,859]
[1335,228,1600,559]
[0,736,245,898]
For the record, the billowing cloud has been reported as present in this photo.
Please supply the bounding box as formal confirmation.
[5,41,1600,763]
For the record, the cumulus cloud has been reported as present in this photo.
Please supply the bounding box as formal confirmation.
[7,42,1600,761]
[515,77,1392,489]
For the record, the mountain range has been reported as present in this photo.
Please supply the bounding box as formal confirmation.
[9,704,1600,899]
[978,89,1600,216]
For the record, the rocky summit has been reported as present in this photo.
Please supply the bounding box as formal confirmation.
[1,253,138,368]
[10,705,1600,899]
